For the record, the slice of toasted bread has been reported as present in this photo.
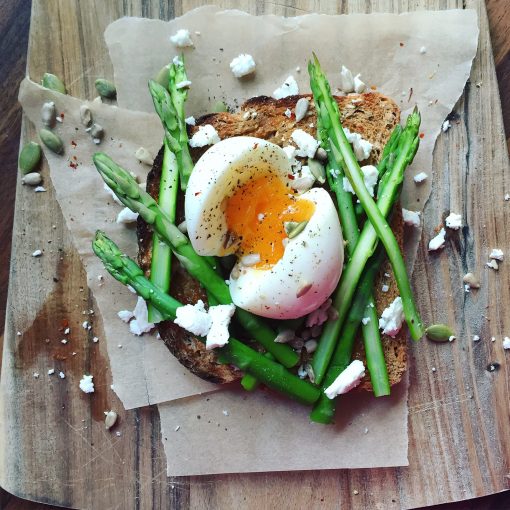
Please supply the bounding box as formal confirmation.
[138,91,407,388]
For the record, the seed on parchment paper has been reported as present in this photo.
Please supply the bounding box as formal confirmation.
[104,410,118,430]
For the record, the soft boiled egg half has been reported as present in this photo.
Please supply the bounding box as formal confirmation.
[185,136,344,319]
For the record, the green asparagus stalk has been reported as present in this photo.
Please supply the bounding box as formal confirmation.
[310,245,389,424]
[92,231,318,404]
[309,54,423,342]
[93,152,299,368]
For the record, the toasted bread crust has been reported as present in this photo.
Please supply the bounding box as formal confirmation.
[139,91,407,388]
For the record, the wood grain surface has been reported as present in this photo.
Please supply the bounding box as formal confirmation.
[1,1,510,509]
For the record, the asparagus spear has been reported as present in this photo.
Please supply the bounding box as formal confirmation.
[93,152,299,368]
[92,231,318,404]
[309,54,423,342]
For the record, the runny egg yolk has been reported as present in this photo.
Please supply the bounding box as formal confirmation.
[225,172,315,268]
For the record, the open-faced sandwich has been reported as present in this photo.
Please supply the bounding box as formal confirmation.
[92,54,432,424]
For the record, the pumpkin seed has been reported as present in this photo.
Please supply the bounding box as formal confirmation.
[308,158,326,184]
[213,100,228,113]
[315,147,328,163]
[41,73,66,94]
[22,172,42,186]
[80,105,93,127]
[425,324,455,342]
[41,101,56,127]
[284,220,308,239]
[19,142,42,174]
[104,410,118,430]
[95,78,117,99]
[39,128,63,154]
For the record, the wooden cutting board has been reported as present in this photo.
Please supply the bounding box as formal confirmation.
[1,1,509,509]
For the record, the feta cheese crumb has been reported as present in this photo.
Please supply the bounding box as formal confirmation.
[61,339,68,344]
[402,208,421,227]
[413,172,428,183]
[229,54,256,78]
[448,335,456,342]
[273,75,299,99]
[47,369,55,375]
[129,297,155,335]
[189,124,220,147]
[174,425,180,431]
[64,327,70,334]
[343,128,372,161]
[33,372,39,379]
[304,339,318,354]
[486,259,499,271]
[464,284,470,293]
[420,46,427,54]
[340,65,354,93]
[342,165,379,197]
[503,337,510,350]
[93,336,99,343]
[432,367,436,372]
[59,371,65,379]
[379,296,404,337]
[174,300,211,336]
[353,74,366,93]
[32,250,42,257]
[324,360,365,398]
[185,116,196,126]
[473,335,480,342]
[442,120,451,132]
[491,336,496,342]
[118,310,134,323]
[206,304,236,350]
[170,29,193,47]
[116,207,139,224]
[284,108,292,118]
[222,409,229,416]
[361,317,371,325]
[445,212,462,230]
[34,186,46,192]
[292,165,316,192]
[82,321,90,330]
[381,284,390,293]
[79,374,94,393]
[291,129,319,158]
[505,193,510,201]
[489,248,504,261]
[175,80,192,89]
[428,228,446,251]
[240,253,261,267]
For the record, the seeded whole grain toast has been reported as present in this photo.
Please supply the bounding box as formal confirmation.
[137,92,407,390]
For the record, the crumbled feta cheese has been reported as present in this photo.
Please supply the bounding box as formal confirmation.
[449,336,456,342]
[353,74,366,93]
[185,116,196,126]
[428,228,446,251]
[116,207,139,224]
[273,75,299,99]
[442,120,451,132]
[82,321,90,330]
[292,165,315,191]
[505,193,510,201]
[64,327,70,334]
[304,339,318,354]
[229,54,256,78]
[464,284,470,293]
[343,128,372,161]
[61,339,68,344]
[330,168,341,179]
[170,29,193,47]
[189,124,220,148]
[402,208,421,227]
[284,108,292,118]
[118,310,134,323]
[48,369,55,375]
[432,367,436,372]
[175,80,192,89]
[379,296,404,337]
[342,165,379,197]
[240,253,261,266]
[291,129,320,158]
[93,336,99,343]
[59,371,65,379]
[381,284,390,293]
[486,259,499,271]
[174,300,211,336]
[489,248,504,261]
[361,317,371,325]
[32,250,42,257]
[294,97,309,122]
[103,182,123,204]
[420,46,427,54]
[282,145,297,166]
[324,360,365,398]
[413,172,428,183]
[445,212,462,230]
[206,304,236,350]
[491,336,496,342]
[33,372,39,378]
[172,56,183,66]
[135,147,154,165]
[79,374,94,393]
[340,65,354,93]
[34,186,46,192]
[473,335,480,341]
[306,299,332,328]
[129,297,155,336]
[503,337,510,350]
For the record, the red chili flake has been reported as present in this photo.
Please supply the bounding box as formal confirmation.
[60,113,65,119]
[419,132,425,139]
[60,319,69,330]
[287,174,295,180]
[399,42,404,47]
[69,162,78,169]
[71,140,77,148]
